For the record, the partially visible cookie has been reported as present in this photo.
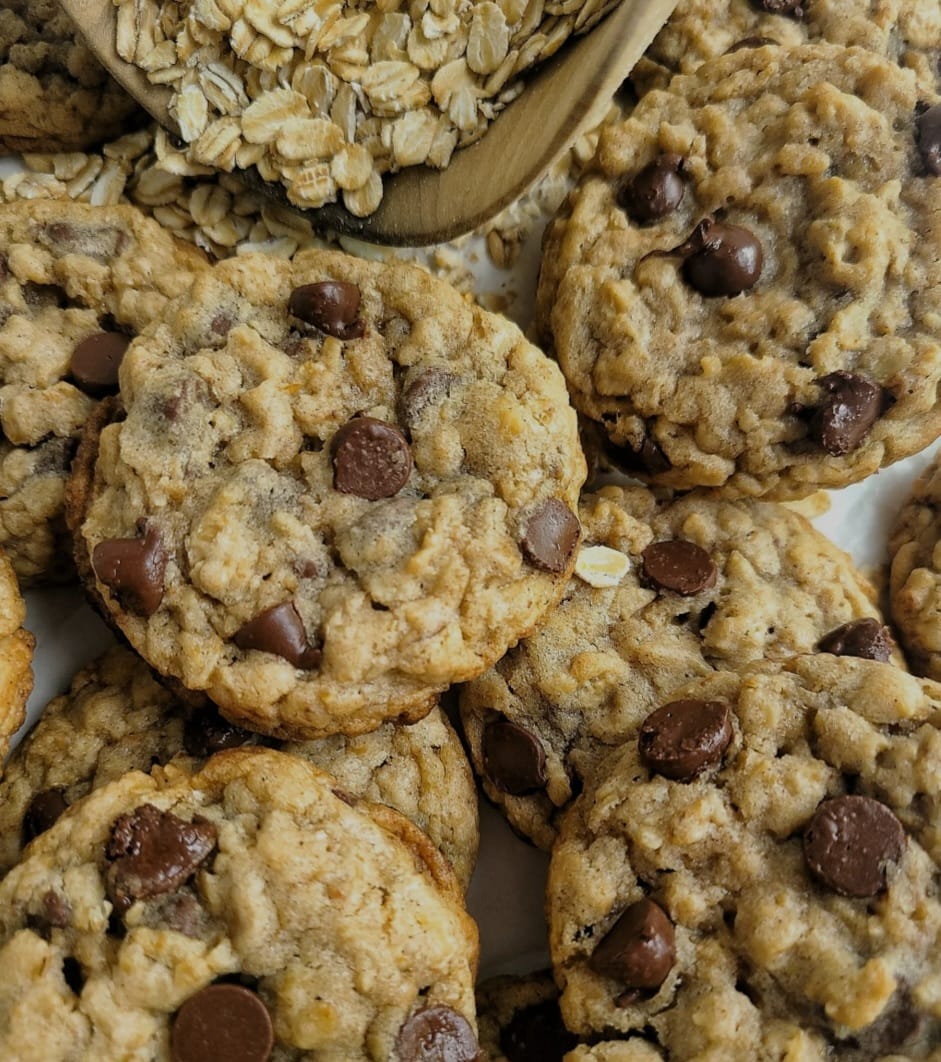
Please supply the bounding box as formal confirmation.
[0,747,480,1060]
[548,655,941,1057]
[0,546,33,764]
[70,249,584,738]
[0,645,479,888]
[478,971,581,1061]
[537,44,941,499]
[0,199,208,583]
[461,485,899,849]
[0,0,142,152]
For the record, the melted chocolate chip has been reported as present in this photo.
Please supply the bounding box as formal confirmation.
[500,999,579,1062]
[618,155,686,224]
[92,525,167,617]
[817,618,892,662]
[916,103,941,175]
[289,281,365,340]
[232,602,321,669]
[105,804,217,914]
[520,499,580,573]
[183,708,256,758]
[172,983,274,1062]
[809,372,885,456]
[70,332,131,397]
[844,988,924,1054]
[642,540,717,595]
[482,720,548,795]
[29,890,73,933]
[661,218,764,296]
[749,0,803,13]
[639,699,733,781]
[588,899,676,991]
[395,1006,479,1062]
[23,788,70,843]
[332,416,413,500]
[399,369,457,425]
[146,893,206,938]
[803,795,906,898]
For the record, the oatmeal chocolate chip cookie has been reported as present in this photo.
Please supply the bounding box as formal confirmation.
[0,199,208,584]
[889,450,941,682]
[69,249,585,739]
[548,654,941,1058]
[460,485,898,849]
[633,0,941,96]
[537,44,941,500]
[0,645,479,888]
[0,747,479,1060]
[0,0,142,152]
[0,545,33,764]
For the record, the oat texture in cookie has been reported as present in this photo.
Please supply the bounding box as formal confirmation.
[0,546,33,766]
[460,484,898,849]
[548,654,941,1058]
[0,0,142,152]
[0,199,208,584]
[70,248,584,738]
[0,646,480,888]
[0,747,480,1060]
[537,43,941,499]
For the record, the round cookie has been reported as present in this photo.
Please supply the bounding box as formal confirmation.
[0,645,479,888]
[0,0,142,152]
[889,450,941,682]
[460,485,899,849]
[0,199,209,584]
[536,44,941,500]
[0,747,480,1060]
[0,545,33,764]
[548,655,941,1058]
[69,249,585,738]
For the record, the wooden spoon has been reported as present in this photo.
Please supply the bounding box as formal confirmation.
[60,0,677,246]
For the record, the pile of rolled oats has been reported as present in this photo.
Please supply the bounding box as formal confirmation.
[112,0,620,216]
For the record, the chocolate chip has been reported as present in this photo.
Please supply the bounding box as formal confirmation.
[172,983,274,1062]
[665,218,764,296]
[500,999,579,1062]
[588,898,676,991]
[399,369,457,425]
[521,499,580,573]
[639,699,733,781]
[727,35,780,51]
[28,890,73,934]
[232,602,322,669]
[642,540,717,595]
[105,804,217,914]
[92,525,167,617]
[817,618,892,662]
[331,416,413,500]
[289,281,365,340]
[749,0,803,14]
[395,1006,479,1062]
[618,154,686,224]
[69,332,130,397]
[40,221,128,262]
[809,371,885,456]
[803,795,906,898]
[23,787,70,843]
[184,708,257,758]
[482,720,548,795]
[844,988,924,1054]
[916,103,941,176]
[146,893,206,938]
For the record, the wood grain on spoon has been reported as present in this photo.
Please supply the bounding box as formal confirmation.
[60,0,678,247]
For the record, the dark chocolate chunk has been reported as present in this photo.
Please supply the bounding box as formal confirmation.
[520,499,580,573]
[482,720,548,795]
[171,983,274,1062]
[399,369,457,424]
[70,332,130,397]
[639,699,733,781]
[642,540,717,595]
[672,218,764,296]
[105,803,217,914]
[28,890,73,933]
[749,0,803,14]
[817,618,892,662]
[92,525,167,617]
[23,787,69,843]
[183,708,256,758]
[395,1005,479,1062]
[500,998,579,1062]
[916,103,941,175]
[809,371,885,456]
[232,602,322,669]
[618,154,686,224]
[289,281,365,340]
[803,795,906,898]
[332,417,413,500]
[588,898,676,991]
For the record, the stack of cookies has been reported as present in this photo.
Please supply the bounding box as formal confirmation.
[0,0,939,1060]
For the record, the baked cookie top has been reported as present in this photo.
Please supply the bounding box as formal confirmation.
[0,646,479,888]
[460,485,898,849]
[0,747,480,1061]
[0,0,141,152]
[548,655,941,1058]
[0,199,208,583]
[0,545,33,765]
[71,249,584,738]
[889,448,941,682]
[537,43,941,499]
